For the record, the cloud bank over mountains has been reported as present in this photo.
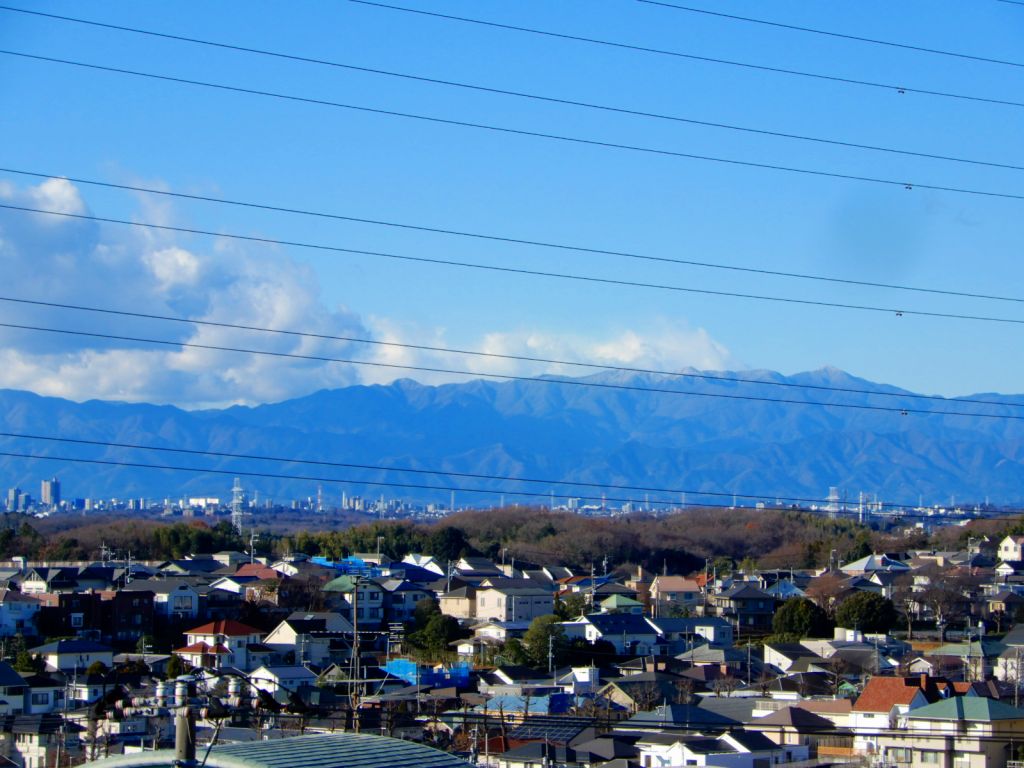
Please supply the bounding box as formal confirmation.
[0,178,735,407]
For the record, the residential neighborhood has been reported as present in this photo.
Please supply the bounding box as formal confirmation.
[0,531,1014,767]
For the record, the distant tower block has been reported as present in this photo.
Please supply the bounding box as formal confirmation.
[317,484,324,513]
[230,477,246,533]
[827,486,841,517]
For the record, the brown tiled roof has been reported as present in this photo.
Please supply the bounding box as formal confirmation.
[175,641,229,655]
[186,619,262,636]
[853,676,935,712]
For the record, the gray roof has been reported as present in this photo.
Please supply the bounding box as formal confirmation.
[85,733,472,768]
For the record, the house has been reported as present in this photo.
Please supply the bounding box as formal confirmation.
[262,612,353,667]
[751,705,851,754]
[998,536,1024,563]
[763,643,828,673]
[20,673,64,715]
[710,584,775,632]
[840,554,910,576]
[599,595,644,615]
[439,586,476,620]
[174,619,265,671]
[401,554,446,576]
[561,614,662,656]
[850,675,938,755]
[17,568,78,595]
[637,730,797,768]
[650,575,702,615]
[475,584,553,623]
[599,671,691,712]
[37,590,154,644]
[122,578,201,621]
[876,697,1024,768]
[248,664,318,704]
[321,576,386,628]
[648,617,733,652]
[0,590,40,638]
[28,639,113,673]
[0,663,26,715]
[8,713,82,768]
[374,578,432,623]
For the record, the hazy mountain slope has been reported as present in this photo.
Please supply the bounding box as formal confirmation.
[2,367,1024,505]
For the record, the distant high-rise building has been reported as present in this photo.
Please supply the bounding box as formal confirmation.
[5,487,19,512]
[231,478,246,533]
[41,478,61,508]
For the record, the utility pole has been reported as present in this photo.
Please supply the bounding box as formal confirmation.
[548,634,554,676]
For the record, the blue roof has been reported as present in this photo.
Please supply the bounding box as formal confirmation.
[586,614,659,636]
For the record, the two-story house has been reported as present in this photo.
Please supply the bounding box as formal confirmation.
[174,619,265,671]
[475,584,553,623]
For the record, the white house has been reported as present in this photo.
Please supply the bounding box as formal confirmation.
[998,536,1024,563]
[638,730,798,768]
[248,665,318,704]
[27,639,114,674]
[174,619,265,671]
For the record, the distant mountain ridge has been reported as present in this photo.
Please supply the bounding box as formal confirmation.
[3,367,1024,506]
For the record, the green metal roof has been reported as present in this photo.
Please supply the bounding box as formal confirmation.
[323,575,357,593]
[909,697,1024,722]
[85,733,472,768]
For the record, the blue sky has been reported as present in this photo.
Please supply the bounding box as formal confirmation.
[1,0,1023,406]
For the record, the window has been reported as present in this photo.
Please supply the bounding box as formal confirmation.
[31,692,48,705]
[71,613,83,628]
[920,752,941,764]
[887,748,911,764]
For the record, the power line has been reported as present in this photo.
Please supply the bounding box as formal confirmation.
[0,449,787,510]
[346,0,1024,110]
[6,202,1024,329]
[0,8,1018,173]
[0,447,992,517]
[2,319,1023,421]
[4,50,1024,203]
[4,295,1024,411]
[5,167,1023,305]
[637,1,1024,70]
[0,430,935,510]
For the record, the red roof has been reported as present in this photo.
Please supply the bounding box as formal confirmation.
[234,563,281,580]
[186,619,262,637]
[853,676,936,712]
[175,641,229,655]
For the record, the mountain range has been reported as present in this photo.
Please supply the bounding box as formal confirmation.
[3,367,1024,507]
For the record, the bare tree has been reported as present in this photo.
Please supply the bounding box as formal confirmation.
[674,678,694,705]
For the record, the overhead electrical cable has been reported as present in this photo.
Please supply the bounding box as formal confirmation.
[3,50,1024,203]
[4,168,1023,305]
[1,320,1022,421]
[0,431,986,513]
[637,1,1024,70]
[0,448,986,517]
[344,0,1024,110]
[6,203,1024,329]
[0,9,1018,172]
[4,295,1024,411]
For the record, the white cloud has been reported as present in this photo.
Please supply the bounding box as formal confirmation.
[0,178,736,407]
[26,178,86,217]
[144,246,202,289]
[0,178,368,407]
[358,320,736,386]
